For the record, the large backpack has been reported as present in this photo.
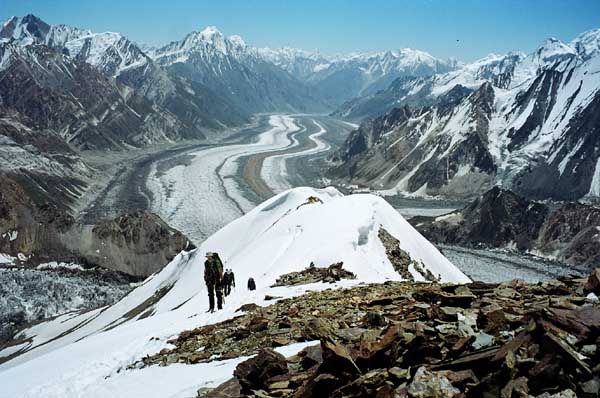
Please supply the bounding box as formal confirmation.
[213,253,224,274]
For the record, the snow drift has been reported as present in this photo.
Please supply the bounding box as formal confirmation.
[0,187,468,397]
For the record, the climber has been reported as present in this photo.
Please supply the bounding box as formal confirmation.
[223,269,236,296]
[247,277,256,291]
[204,252,224,312]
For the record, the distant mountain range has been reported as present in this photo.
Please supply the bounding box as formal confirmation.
[2,14,599,204]
[0,14,454,207]
[257,46,458,105]
[330,29,600,200]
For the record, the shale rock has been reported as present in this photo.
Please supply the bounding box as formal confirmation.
[408,367,460,398]
[141,270,600,397]
[234,348,288,392]
[272,262,355,287]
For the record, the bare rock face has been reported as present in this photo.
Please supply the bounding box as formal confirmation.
[414,187,600,269]
[537,203,600,268]
[415,187,549,251]
[0,174,75,259]
[70,211,194,277]
[378,227,438,282]
[0,175,192,277]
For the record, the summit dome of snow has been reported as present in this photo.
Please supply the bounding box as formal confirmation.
[0,187,467,397]
[571,28,600,59]
[151,25,250,63]
[202,186,467,284]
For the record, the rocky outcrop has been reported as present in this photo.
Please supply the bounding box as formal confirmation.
[271,262,355,287]
[141,270,600,397]
[0,175,192,277]
[68,211,194,277]
[378,227,439,282]
[0,174,76,259]
[536,203,600,267]
[413,187,600,268]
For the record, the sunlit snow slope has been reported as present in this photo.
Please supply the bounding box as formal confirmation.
[0,187,468,397]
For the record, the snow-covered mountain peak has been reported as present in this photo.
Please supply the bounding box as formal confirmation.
[153,25,252,63]
[571,28,600,59]
[200,25,222,37]
[228,34,246,47]
[395,47,435,60]
[1,14,50,45]
[427,51,524,96]
[196,25,229,49]
[1,14,89,47]
[508,37,577,88]
[256,46,329,65]
[63,30,149,76]
[341,47,439,66]
[535,37,576,61]
[475,52,504,63]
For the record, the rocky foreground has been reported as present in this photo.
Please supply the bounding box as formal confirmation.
[138,268,600,397]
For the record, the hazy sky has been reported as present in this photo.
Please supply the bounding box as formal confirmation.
[2,0,599,61]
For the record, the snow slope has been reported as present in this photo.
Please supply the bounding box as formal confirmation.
[0,186,468,397]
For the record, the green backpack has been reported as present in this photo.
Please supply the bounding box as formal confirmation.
[213,253,224,274]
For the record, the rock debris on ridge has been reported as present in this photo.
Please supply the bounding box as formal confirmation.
[139,269,600,397]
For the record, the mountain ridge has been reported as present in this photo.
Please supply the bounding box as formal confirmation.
[329,27,600,201]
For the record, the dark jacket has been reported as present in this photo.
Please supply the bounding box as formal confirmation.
[224,271,236,286]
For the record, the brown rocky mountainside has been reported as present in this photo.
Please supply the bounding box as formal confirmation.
[412,187,600,269]
[140,269,600,397]
[0,42,197,151]
[0,174,193,277]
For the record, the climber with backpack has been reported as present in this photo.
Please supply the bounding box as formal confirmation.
[204,252,224,312]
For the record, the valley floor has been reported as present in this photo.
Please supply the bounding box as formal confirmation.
[145,114,349,242]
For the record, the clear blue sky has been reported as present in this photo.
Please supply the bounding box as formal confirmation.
[2,0,599,61]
